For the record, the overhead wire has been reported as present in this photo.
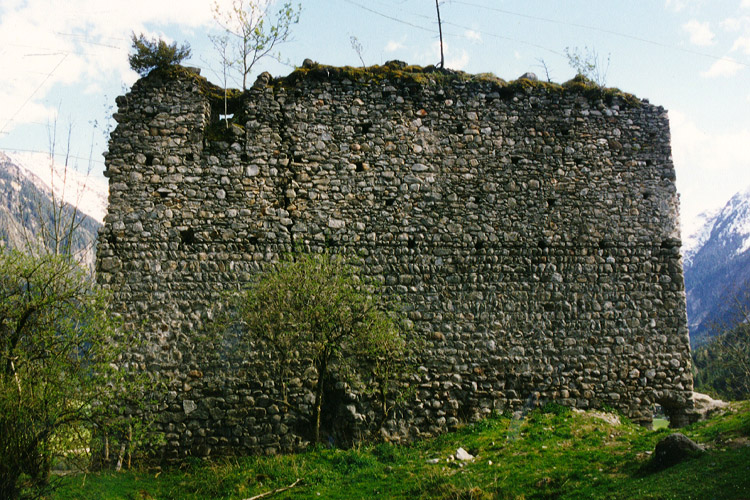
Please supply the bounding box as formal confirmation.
[0,54,69,137]
[340,0,436,34]
[3,0,746,158]
[451,0,750,68]
[341,0,568,59]
[442,19,566,58]
[0,31,127,141]
[7,39,126,59]
[0,146,106,166]
[342,0,748,68]
[55,32,128,50]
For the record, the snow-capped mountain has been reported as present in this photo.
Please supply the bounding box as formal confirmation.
[682,208,721,268]
[3,150,108,223]
[0,150,107,266]
[683,185,750,345]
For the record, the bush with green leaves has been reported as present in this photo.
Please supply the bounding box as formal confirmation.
[0,250,134,499]
[221,252,412,445]
[128,32,191,77]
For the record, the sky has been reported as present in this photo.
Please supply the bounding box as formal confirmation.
[0,0,748,238]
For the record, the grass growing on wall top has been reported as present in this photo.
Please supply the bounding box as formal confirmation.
[277,60,642,107]
[51,401,750,500]
[142,61,643,111]
[279,60,504,88]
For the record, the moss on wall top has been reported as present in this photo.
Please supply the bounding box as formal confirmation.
[140,60,642,110]
[277,60,642,108]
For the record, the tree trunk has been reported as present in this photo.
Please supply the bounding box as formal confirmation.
[377,383,389,429]
[115,440,126,472]
[313,392,322,445]
[0,470,21,500]
[312,357,327,444]
[126,424,132,470]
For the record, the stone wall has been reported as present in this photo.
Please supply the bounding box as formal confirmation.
[96,61,693,458]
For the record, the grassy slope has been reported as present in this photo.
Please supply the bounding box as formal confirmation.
[52,402,750,500]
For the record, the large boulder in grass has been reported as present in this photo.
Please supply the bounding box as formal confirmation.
[649,433,705,471]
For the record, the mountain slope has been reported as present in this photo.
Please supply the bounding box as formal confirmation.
[682,208,720,268]
[0,151,106,267]
[5,151,108,222]
[683,186,750,345]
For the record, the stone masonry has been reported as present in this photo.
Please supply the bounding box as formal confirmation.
[96,61,694,459]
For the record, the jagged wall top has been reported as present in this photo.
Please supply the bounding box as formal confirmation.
[123,59,643,110]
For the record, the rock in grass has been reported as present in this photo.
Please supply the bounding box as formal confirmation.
[456,447,474,461]
[692,392,729,420]
[649,433,704,471]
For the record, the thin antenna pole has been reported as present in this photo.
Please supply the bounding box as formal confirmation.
[436,0,444,68]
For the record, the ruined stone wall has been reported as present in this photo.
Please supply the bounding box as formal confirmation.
[97,62,693,458]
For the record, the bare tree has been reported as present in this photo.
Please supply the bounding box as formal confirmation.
[13,116,99,268]
[210,33,234,128]
[212,0,301,90]
[535,58,553,83]
[565,46,610,87]
[350,35,365,68]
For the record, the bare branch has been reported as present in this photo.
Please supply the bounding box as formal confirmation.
[244,478,303,500]
[212,0,301,90]
[350,36,365,68]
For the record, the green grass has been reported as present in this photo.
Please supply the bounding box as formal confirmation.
[51,401,750,500]
[653,418,670,430]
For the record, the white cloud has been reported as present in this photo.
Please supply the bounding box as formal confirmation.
[665,0,703,12]
[464,29,482,42]
[700,57,744,78]
[385,40,404,53]
[84,82,102,95]
[0,0,215,134]
[0,88,55,129]
[721,16,746,31]
[446,49,470,71]
[670,109,750,232]
[733,35,750,54]
[426,41,469,70]
[743,0,750,8]
[720,15,750,55]
[665,0,685,11]
[682,20,715,46]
